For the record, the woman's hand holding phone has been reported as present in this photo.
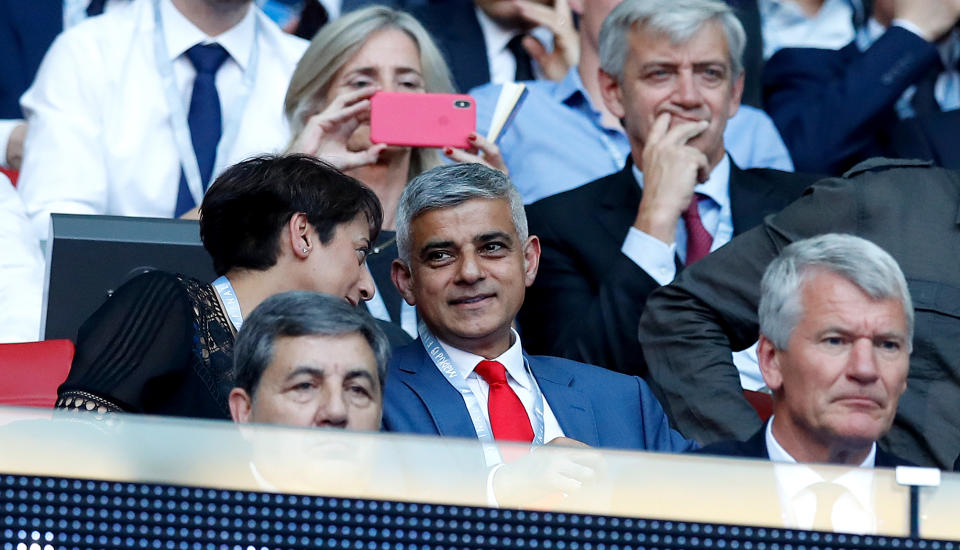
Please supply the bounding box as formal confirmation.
[444,133,509,176]
[287,87,387,171]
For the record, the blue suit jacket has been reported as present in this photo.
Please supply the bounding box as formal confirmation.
[0,0,63,118]
[383,340,696,453]
[763,26,951,174]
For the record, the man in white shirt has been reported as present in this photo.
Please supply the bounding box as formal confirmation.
[381,162,694,458]
[17,0,308,239]
[0,173,43,343]
[696,233,914,469]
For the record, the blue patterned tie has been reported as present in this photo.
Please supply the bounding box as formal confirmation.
[174,43,230,216]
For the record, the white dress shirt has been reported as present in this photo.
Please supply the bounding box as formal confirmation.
[767,418,880,533]
[437,329,565,443]
[474,7,551,84]
[18,0,307,238]
[0,175,44,343]
[619,154,763,390]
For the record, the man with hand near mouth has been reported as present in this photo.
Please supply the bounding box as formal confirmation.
[519,0,819,378]
[383,162,693,457]
[695,233,913,467]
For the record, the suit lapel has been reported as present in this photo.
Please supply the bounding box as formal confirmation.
[529,358,599,447]
[395,343,480,438]
[597,159,642,243]
[728,162,778,236]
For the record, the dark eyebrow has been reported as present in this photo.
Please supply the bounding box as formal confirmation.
[476,231,514,245]
[344,370,376,384]
[346,66,423,77]
[285,366,324,381]
[419,239,454,255]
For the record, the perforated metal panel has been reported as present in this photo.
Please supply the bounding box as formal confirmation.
[3,474,958,550]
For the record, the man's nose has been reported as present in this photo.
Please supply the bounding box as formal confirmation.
[316,388,349,429]
[455,251,484,284]
[673,70,703,107]
[847,338,881,383]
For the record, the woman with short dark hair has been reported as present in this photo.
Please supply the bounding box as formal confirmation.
[56,154,383,419]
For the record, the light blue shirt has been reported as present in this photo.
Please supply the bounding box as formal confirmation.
[471,67,795,204]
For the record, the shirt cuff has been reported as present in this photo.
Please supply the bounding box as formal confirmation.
[620,227,677,286]
[892,19,931,42]
[0,119,23,169]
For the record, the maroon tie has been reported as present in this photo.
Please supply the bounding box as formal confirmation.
[682,193,713,265]
[474,360,534,442]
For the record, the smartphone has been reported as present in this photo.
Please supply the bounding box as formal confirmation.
[370,92,476,149]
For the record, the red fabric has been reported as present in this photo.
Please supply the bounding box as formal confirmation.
[0,340,75,408]
[0,167,17,187]
[475,360,534,442]
[743,389,773,421]
[682,193,713,265]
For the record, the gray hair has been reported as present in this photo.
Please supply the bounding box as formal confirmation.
[232,291,391,396]
[395,163,527,263]
[758,234,914,352]
[283,6,456,181]
[598,0,746,82]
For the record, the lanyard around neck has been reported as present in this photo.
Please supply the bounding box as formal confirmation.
[212,276,243,332]
[152,0,261,210]
[417,320,546,464]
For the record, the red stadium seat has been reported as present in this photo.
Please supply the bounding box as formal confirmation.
[0,167,18,187]
[0,340,74,408]
[743,389,773,421]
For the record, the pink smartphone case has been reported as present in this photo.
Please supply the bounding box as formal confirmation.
[370,92,476,149]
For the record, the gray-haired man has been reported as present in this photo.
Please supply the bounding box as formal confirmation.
[519,0,818,374]
[696,234,913,467]
[228,290,390,430]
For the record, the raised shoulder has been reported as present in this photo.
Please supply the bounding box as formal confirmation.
[842,157,934,178]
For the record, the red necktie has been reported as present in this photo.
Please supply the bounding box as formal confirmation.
[474,360,534,442]
[682,193,713,265]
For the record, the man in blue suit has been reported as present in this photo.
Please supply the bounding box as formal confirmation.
[383,162,694,454]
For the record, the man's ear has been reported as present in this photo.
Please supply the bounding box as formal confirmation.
[287,212,312,260]
[727,71,745,119]
[522,235,541,287]
[391,259,416,306]
[757,334,784,393]
[598,69,626,119]
[228,388,254,423]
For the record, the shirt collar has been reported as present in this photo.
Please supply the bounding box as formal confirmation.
[555,66,588,102]
[765,416,877,467]
[437,328,529,390]
[631,152,731,209]
[160,0,255,70]
[475,6,521,60]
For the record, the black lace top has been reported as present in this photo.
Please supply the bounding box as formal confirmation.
[56,271,235,419]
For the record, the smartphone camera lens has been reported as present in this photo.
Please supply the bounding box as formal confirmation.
[454,100,472,109]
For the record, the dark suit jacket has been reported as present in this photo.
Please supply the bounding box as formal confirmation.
[639,158,960,469]
[763,26,949,175]
[519,157,816,375]
[696,425,914,468]
[409,1,491,93]
[382,339,696,453]
[0,0,63,118]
